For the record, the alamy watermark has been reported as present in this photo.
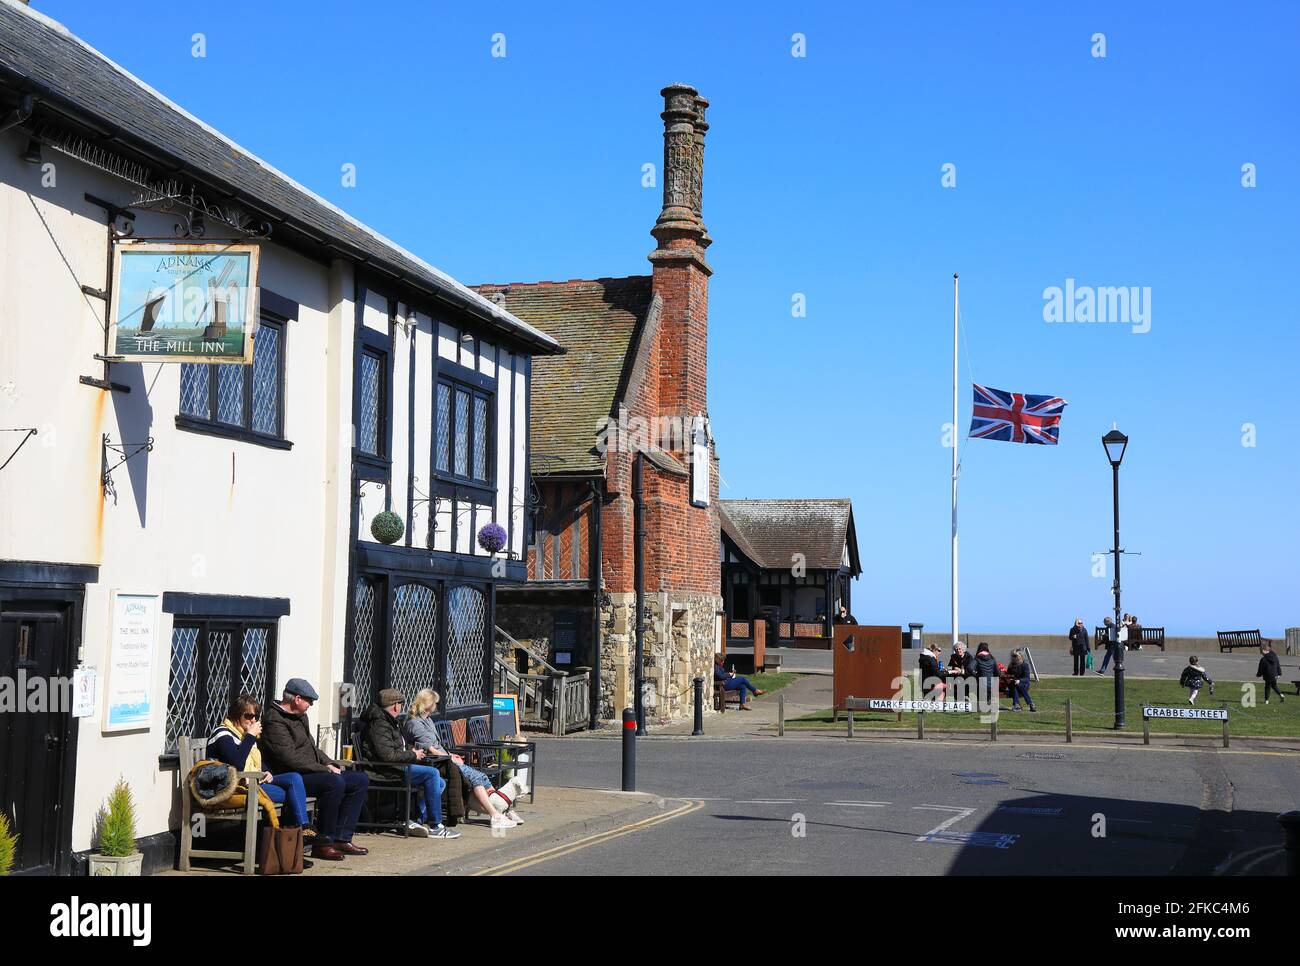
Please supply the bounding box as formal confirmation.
[1043,278,1151,334]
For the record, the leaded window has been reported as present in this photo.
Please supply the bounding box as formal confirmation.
[436,377,492,486]
[178,317,285,441]
[357,349,383,456]
[389,583,439,703]
[444,585,487,710]
[164,619,278,756]
[350,576,378,709]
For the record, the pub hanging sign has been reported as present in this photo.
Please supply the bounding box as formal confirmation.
[109,241,260,363]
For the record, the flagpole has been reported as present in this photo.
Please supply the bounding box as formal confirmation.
[952,273,959,652]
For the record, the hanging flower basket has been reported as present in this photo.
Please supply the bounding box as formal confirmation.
[477,522,507,554]
[371,511,405,545]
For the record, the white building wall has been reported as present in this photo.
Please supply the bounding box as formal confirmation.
[0,131,348,850]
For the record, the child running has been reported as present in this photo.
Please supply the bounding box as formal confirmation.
[1179,656,1214,705]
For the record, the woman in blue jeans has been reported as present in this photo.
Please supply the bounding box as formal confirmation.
[208,694,309,826]
[1006,650,1037,712]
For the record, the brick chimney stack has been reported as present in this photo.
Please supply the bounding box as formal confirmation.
[649,84,710,426]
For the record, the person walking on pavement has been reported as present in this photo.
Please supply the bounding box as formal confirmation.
[1068,618,1090,676]
[1257,643,1286,705]
[1096,618,1119,675]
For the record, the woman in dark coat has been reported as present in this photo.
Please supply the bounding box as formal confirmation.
[1006,649,1037,712]
[1068,618,1090,676]
[918,644,947,699]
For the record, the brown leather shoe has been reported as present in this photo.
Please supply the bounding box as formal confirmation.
[336,841,369,856]
[312,844,345,861]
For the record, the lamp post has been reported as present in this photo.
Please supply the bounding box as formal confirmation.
[1102,428,1129,730]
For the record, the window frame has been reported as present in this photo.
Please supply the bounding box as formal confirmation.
[175,312,291,450]
[354,327,393,480]
[432,361,495,500]
[161,615,280,762]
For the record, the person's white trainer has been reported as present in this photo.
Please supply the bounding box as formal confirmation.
[491,813,517,831]
[429,824,461,839]
[405,820,429,837]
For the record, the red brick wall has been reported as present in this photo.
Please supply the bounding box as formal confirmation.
[525,480,593,581]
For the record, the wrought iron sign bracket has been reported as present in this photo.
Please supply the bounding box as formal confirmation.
[102,434,154,497]
[80,193,136,394]
[0,428,38,474]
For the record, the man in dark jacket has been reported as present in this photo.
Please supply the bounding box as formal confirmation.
[1096,618,1119,674]
[259,677,369,861]
[972,643,1000,713]
[1257,644,1285,704]
[1068,619,1090,676]
[358,689,459,838]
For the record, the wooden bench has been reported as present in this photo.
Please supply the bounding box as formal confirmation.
[178,736,309,875]
[1217,629,1270,653]
[1132,627,1165,651]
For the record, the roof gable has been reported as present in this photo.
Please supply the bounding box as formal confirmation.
[473,277,654,475]
[718,499,860,574]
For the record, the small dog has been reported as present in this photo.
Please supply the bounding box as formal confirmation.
[486,775,528,825]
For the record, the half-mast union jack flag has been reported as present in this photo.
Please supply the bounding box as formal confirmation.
[969,384,1068,445]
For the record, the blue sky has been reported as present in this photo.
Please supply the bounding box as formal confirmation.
[40,0,1299,635]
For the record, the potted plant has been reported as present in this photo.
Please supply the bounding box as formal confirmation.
[89,779,142,876]
[0,811,16,876]
[371,510,405,545]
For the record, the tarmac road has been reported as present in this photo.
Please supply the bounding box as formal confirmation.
[512,733,1298,876]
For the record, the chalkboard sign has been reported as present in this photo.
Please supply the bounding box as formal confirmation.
[491,693,520,739]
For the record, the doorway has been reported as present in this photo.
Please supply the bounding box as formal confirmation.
[0,594,78,874]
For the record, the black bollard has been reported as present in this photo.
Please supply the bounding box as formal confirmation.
[692,676,704,736]
[621,707,637,791]
[1280,811,1300,876]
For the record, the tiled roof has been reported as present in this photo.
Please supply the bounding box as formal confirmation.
[0,0,560,354]
[718,499,859,573]
[473,277,654,475]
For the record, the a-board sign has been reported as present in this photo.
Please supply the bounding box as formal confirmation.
[1142,706,1227,721]
[491,693,521,738]
[865,698,973,712]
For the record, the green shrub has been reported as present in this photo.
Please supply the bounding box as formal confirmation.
[371,511,405,545]
[97,779,138,858]
[0,811,16,875]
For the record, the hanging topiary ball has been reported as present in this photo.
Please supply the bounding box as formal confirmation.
[477,521,507,554]
[371,511,405,545]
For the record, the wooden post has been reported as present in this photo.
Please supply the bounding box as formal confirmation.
[1065,699,1073,744]
[1142,716,1150,745]
[917,710,925,740]
[1222,703,1229,749]
[778,692,785,737]
[552,674,567,737]
[990,715,997,742]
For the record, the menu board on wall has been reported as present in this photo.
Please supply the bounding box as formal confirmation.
[103,593,158,733]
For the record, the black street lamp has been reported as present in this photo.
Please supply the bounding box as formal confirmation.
[1102,428,1129,730]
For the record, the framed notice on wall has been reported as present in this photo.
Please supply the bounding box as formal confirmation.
[103,593,159,733]
[109,241,260,363]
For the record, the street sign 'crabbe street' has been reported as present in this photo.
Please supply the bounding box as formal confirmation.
[1142,706,1228,721]
[868,699,972,712]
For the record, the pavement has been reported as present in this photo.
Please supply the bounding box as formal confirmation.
[165,785,674,877]
[731,643,1297,684]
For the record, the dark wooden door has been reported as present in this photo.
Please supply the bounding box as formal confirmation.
[0,600,73,874]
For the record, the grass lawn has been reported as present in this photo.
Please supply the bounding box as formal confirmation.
[745,671,803,696]
[787,676,1299,739]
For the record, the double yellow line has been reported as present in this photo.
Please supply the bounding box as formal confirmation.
[473,798,703,876]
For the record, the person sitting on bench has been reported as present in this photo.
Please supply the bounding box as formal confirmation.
[208,693,309,829]
[358,689,460,840]
[714,654,764,710]
[403,688,520,829]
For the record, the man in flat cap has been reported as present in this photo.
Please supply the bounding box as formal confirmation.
[260,677,370,861]
[358,688,460,839]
